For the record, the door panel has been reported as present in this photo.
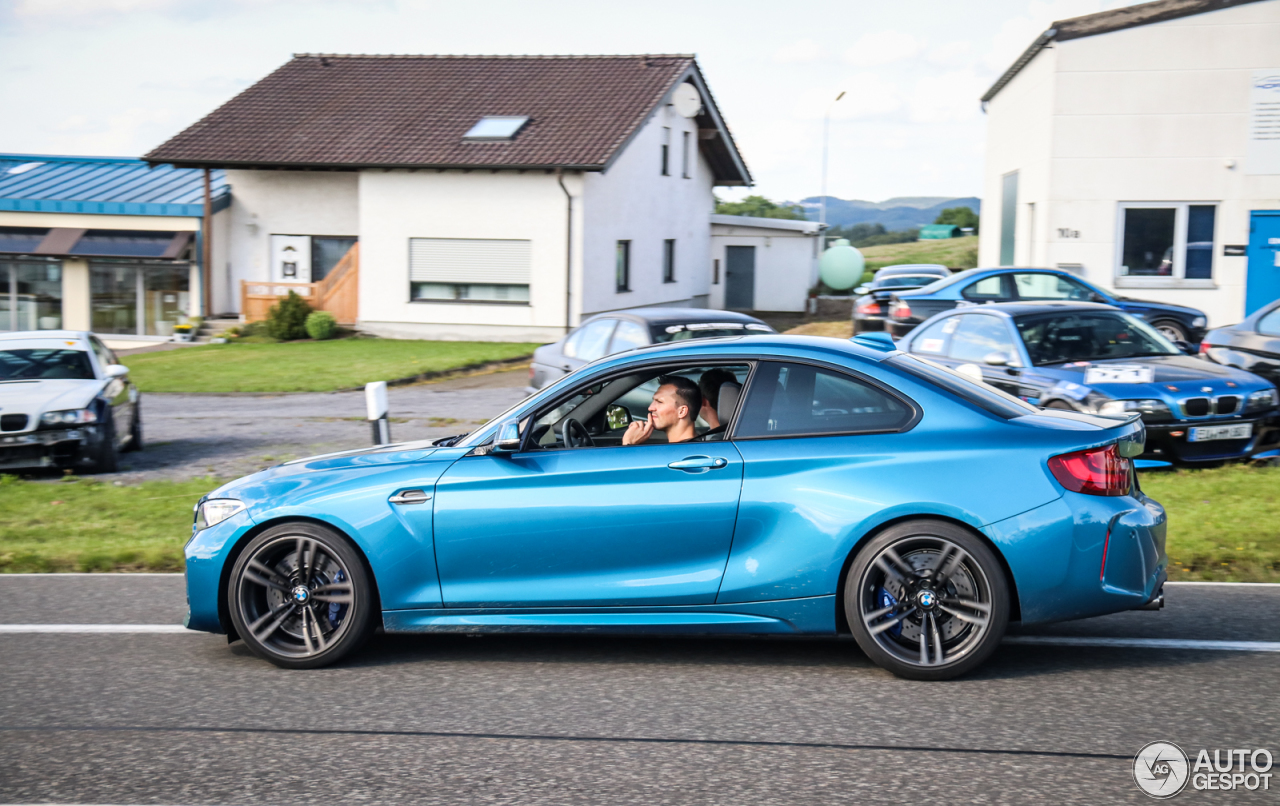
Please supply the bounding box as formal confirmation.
[1246,211,1280,316]
[433,443,745,607]
[725,246,756,310]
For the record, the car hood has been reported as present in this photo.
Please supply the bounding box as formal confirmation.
[1110,296,1201,316]
[1037,354,1272,404]
[0,378,102,417]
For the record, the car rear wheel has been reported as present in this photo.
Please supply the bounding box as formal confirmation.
[1153,320,1187,342]
[89,420,119,473]
[845,520,1009,680]
[228,523,374,669]
[122,407,142,452]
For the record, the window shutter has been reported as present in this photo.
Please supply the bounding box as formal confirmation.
[409,238,532,285]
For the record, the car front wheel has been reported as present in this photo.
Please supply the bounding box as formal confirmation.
[1153,320,1187,343]
[228,523,375,669]
[845,520,1009,680]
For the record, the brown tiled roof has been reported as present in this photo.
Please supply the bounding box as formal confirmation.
[981,0,1268,103]
[145,54,750,183]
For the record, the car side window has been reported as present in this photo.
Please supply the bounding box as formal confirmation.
[1258,308,1280,337]
[948,315,1020,364]
[562,328,584,359]
[571,319,618,362]
[1012,273,1091,301]
[908,317,957,356]
[88,337,117,369]
[734,361,913,439]
[961,275,1011,301]
[608,320,648,354]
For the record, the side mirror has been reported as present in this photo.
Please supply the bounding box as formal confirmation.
[853,286,870,295]
[492,420,522,453]
[1088,292,1108,304]
[1174,340,1196,355]
[105,364,129,378]
[981,351,1010,367]
[605,404,631,430]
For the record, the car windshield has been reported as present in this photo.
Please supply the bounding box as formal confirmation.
[1015,312,1180,366]
[0,348,96,380]
[876,275,940,288]
[649,322,774,343]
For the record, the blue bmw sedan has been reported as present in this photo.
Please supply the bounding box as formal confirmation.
[186,334,1167,680]
[898,302,1280,464]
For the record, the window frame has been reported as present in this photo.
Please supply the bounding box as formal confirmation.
[616,240,631,293]
[663,239,676,283]
[681,130,691,179]
[661,127,671,176]
[1114,202,1218,289]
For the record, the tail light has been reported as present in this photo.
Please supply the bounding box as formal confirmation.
[1048,444,1131,496]
[890,301,912,320]
[1198,342,1211,355]
[857,301,882,315]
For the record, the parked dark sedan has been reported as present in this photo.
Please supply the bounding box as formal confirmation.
[897,302,1279,465]
[852,264,952,334]
[526,308,775,392]
[1199,298,1280,388]
[887,268,1208,343]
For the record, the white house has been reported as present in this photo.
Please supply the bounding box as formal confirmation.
[145,54,752,342]
[978,0,1280,326]
[708,214,823,312]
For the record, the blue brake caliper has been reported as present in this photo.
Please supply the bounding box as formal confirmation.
[876,587,903,637]
[328,569,347,627]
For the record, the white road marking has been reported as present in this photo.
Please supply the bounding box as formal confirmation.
[0,624,190,634]
[1003,636,1280,652]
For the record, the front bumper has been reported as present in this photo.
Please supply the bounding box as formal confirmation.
[0,426,103,471]
[1142,415,1280,463]
[184,507,258,634]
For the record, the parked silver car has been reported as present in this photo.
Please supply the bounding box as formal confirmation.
[0,330,142,472]
[526,308,775,392]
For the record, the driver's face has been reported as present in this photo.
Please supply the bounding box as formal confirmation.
[648,383,687,430]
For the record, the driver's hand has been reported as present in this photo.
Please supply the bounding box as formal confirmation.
[622,415,654,446]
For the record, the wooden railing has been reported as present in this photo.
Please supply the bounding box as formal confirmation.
[241,243,359,326]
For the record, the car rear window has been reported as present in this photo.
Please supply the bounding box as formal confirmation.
[887,354,1037,419]
[0,348,96,380]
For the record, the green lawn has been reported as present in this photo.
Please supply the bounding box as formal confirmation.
[2,464,1277,578]
[860,235,979,272]
[124,338,540,393]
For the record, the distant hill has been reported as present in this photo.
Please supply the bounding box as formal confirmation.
[792,196,981,231]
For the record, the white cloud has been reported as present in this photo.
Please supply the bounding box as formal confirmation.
[926,40,971,66]
[772,38,826,64]
[48,107,177,155]
[793,75,903,121]
[842,30,922,68]
[12,0,177,15]
[908,70,987,123]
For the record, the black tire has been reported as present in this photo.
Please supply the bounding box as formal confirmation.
[1152,320,1187,343]
[89,419,119,473]
[845,520,1009,681]
[228,522,374,669]
[122,406,142,452]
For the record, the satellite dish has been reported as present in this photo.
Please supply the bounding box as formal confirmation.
[672,83,702,118]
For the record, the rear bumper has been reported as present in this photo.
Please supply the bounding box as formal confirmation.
[0,426,104,471]
[1142,416,1280,463]
[852,315,887,333]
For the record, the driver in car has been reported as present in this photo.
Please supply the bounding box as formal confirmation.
[621,375,702,446]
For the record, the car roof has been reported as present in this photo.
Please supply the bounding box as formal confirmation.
[594,333,894,366]
[586,308,768,326]
[0,330,90,343]
[875,264,949,276]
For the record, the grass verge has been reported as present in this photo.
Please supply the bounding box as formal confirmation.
[0,475,222,573]
[124,338,541,393]
[859,235,979,272]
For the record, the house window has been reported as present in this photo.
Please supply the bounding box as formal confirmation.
[409,238,531,304]
[1116,203,1216,285]
[663,239,676,283]
[999,171,1018,266]
[311,237,357,282]
[616,240,631,292]
[661,127,670,176]
[713,258,720,285]
[681,131,691,178]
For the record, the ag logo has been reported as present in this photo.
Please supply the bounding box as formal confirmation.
[1134,741,1190,799]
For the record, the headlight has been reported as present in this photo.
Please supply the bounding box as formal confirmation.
[1192,316,1207,328]
[39,409,98,426]
[1098,399,1173,421]
[194,499,247,531]
[1246,388,1278,413]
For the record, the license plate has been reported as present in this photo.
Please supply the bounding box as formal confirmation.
[1188,424,1252,442]
[1084,365,1154,384]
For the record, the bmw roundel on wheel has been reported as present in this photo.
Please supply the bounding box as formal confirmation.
[185,334,1167,679]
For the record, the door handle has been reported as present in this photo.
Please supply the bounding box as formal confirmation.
[389,489,431,505]
[667,456,728,472]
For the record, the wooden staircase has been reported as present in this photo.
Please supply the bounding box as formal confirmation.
[241,243,359,325]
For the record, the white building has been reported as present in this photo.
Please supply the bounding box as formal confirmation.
[146,54,752,342]
[708,214,823,312]
[979,0,1280,326]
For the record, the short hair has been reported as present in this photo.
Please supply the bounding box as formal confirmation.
[657,374,702,421]
[698,368,737,409]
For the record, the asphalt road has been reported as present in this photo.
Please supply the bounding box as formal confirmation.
[1,577,1277,804]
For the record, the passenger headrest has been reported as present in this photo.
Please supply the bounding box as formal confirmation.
[718,382,742,424]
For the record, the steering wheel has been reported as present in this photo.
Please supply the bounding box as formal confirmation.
[561,418,595,448]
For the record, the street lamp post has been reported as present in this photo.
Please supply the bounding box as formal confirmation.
[820,91,846,229]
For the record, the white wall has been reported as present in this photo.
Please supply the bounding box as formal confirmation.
[356,169,580,342]
[710,224,819,312]
[581,102,716,315]
[221,170,359,314]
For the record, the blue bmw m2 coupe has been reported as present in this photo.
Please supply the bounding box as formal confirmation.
[185,334,1167,680]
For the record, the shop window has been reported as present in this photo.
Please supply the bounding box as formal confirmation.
[1117,203,1216,285]
[0,259,62,331]
[90,263,190,336]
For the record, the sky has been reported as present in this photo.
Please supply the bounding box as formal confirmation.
[0,0,1143,204]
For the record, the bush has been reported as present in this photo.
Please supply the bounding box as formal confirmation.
[305,311,338,340]
[265,291,312,341]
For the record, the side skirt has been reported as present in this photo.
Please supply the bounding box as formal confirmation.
[382,595,837,635]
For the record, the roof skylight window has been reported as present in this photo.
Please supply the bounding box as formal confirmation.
[462,116,529,142]
[6,162,44,175]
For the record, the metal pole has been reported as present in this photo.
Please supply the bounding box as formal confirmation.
[820,91,845,228]
[202,169,213,318]
[556,168,573,335]
[366,381,390,445]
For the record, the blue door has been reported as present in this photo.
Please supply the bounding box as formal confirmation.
[1247,211,1280,316]
[432,443,744,607]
